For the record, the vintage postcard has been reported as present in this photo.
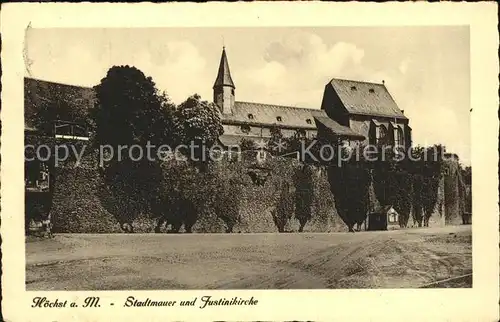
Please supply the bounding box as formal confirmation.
[1,2,498,321]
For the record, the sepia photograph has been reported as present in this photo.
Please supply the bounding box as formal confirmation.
[23,26,474,291]
[1,2,499,321]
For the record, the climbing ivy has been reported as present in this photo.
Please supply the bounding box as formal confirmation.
[293,164,315,232]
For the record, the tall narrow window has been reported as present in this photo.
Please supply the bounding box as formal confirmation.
[394,127,404,147]
[376,125,388,145]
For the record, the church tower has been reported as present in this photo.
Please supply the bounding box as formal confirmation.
[213,47,235,114]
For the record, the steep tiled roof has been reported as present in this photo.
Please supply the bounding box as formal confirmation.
[329,78,407,119]
[24,77,95,127]
[221,101,364,140]
[222,101,321,129]
[314,115,365,139]
[213,47,235,89]
[370,205,395,214]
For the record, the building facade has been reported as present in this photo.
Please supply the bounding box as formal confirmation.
[213,47,411,149]
[24,47,412,150]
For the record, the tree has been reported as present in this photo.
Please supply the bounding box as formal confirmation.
[213,177,243,233]
[240,138,256,151]
[92,65,175,232]
[92,65,175,149]
[327,163,370,232]
[283,131,323,164]
[416,145,443,226]
[267,125,285,156]
[294,164,314,232]
[461,165,472,185]
[151,161,201,233]
[175,94,223,146]
[174,94,224,169]
[272,182,294,233]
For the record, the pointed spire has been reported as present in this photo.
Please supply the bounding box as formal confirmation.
[213,47,235,89]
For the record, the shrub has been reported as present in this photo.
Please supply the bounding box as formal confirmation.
[272,181,295,232]
[327,163,370,232]
[293,164,314,232]
[240,138,256,151]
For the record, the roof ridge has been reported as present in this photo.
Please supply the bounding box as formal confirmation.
[235,100,319,111]
[25,76,94,90]
[330,77,385,86]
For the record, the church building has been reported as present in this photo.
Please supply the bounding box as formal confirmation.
[24,46,412,151]
[213,47,411,149]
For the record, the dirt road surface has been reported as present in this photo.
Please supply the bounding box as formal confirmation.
[26,226,471,290]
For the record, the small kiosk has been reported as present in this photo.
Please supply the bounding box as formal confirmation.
[366,205,399,231]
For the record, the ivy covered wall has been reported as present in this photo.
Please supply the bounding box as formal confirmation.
[29,148,465,234]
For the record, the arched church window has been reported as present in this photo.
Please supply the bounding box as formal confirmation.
[394,127,404,147]
[376,125,388,145]
[248,114,254,120]
[306,119,312,125]
[276,116,282,122]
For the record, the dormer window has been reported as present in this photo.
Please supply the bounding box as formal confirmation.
[276,116,282,122]
[351,86,357,91]
[241,125,251,134]
[306,119,312,124]
[248,113,254,120]
[369,88,375,93]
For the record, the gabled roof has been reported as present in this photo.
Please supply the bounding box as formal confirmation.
[221,101,320,129]
[389,121,404,129]
[370,205,395,215]
[329,78,407,119]
[213,47,235,89]
[24,77,95,126]
[314,116,365,140]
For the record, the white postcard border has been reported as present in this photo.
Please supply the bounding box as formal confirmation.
[1,2,498,321]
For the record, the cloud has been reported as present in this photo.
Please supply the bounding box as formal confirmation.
[239,32,367,108]
[132,41,209,103]
[28,37,209,104]
[409,106,470,163]
[245,61,287,91]
[29,42,105,86]
[25,29,469,163]
[398,58,411,75]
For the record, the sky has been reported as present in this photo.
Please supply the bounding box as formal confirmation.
[25,27,471,164]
